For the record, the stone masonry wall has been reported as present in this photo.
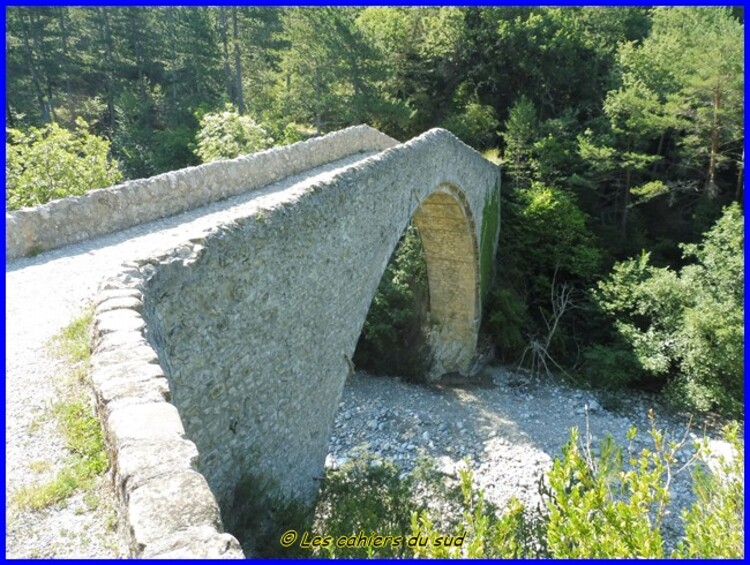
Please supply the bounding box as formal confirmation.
[5,125,397,259]
[87,127,500,556]
[90,270,244,558]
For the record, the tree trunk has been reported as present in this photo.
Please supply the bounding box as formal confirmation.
[19,11,50,122]
[219,8,233,105]
[129,11,146,95]
[707,86,721,199]
[58,8,72,101]
[6,98,15,128]
[165,7,178,109]
[98,8,116,134]
[735,148,744,205]
[621,137,633,237]
[232,7,244,114]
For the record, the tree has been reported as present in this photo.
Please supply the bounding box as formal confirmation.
[490,183,601,364]
[274,8,383,135]
[193,104,273,163]
[604,8,743,201]
[6,118,122,209]
[589,205,743,416]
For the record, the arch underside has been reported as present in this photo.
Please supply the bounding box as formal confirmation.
[412,185,480,378]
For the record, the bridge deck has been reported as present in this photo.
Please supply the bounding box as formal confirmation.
[4,151,377,557]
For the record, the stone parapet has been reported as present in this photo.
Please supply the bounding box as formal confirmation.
[90,267,245,558]
[6,125,397,259]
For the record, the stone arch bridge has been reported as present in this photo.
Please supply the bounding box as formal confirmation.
[6,126,500,557]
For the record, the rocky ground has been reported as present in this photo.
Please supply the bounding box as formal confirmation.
[327,365,739,553]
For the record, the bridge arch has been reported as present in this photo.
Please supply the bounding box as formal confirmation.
[411,183,481,377]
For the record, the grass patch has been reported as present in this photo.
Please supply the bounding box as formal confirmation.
[48,305,94,383]
[14,468,80,511]
[14,306,108,512]
[28,459,53,474]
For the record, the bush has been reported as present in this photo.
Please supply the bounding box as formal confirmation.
[353,225,431,380]
[315,453,422,558]
[228,473,313,558]
[6,118,122,210]
[194,104,274,163]
[543,427,668,557]
[442,100,499,150]
[675,423,744,558]
[491,183,601,365]
[590,205,744,416]
[486,287,529,362]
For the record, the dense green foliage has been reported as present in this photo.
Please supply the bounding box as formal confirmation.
[315,453,423,557]
[589,205,743,416]
[6,6,743,414]
[6,119,122,210]
[194,104,273,162]
[675,424,745,558]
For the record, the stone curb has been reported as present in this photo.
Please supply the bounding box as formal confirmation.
[90,272,245,558]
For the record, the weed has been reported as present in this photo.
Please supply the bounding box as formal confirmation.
[227,473,314,558]
[28,459,53,474]
[15,306,108,512]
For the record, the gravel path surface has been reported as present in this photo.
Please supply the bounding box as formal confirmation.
[4,153,375,558]
[328,368,736,552]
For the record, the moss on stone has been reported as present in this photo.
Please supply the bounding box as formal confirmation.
[479,179,501,305]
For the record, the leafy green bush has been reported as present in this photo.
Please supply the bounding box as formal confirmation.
[544,426,669,557]
[442,100,499,150]
[491,183,601,365]
[590,205,744,416]
[194,104,274,163]
[410,466,545,558]
[315,453,422,557]
[486,287,529,362]
[675,423,744,558]
[296,423,743,559]
[228,473,314,558]
[6,118,122,210]
[354,225,431,380]
[278,122,316,146]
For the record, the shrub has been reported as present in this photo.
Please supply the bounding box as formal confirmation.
[6,118,122,210]
[194,104,274,163]
[410,466,545,558]
[491,183,601,365]
[303,424,743,559]
[314,453,422,558]
[674,423,744,558]
[543,427,668,557]
[228,473,313,558]
[486,287,529,362]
